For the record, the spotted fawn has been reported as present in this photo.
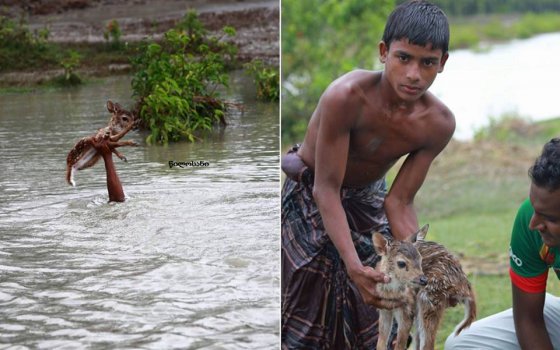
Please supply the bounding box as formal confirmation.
[373,225,476,350]
[66,101,137,187]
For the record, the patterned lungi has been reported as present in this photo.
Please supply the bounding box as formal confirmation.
[281,145,391,349]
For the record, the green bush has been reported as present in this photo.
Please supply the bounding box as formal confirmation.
[103,19,123,50]
[131,11,237,144]
[482,19,514,41]
[0,16,57,71]
[58,50,82,85]
[450,25,481,49]
[513,12,560,38]
[245,60,279,101]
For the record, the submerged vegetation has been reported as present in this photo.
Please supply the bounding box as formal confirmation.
[131,12,237,144]
[245,60,279,102]
[56,50,82,86]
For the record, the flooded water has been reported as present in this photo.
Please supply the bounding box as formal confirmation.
[430,32,560,140]
[0,72,279,348]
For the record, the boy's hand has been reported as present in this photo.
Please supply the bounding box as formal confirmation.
[92,137,112,156]
[348,265,404,309]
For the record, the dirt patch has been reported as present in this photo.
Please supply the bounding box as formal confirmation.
[458,253,510,276]
[0,0,93,16]
[427,138,538,185]
[0,0,278,82]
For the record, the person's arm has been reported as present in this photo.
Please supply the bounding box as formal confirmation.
[312,84,391,306]
[385,110,454,240]
[512,284,553,350]
[93,137,125,202]
[384,150,428,240]
[509,199,553,349]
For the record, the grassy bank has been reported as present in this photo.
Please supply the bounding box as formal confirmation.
[450,12,560,50]
[385,116,560,348]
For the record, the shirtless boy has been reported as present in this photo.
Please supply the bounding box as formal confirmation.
[281,1,454,348]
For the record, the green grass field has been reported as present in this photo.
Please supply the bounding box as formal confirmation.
[386,117,560,348]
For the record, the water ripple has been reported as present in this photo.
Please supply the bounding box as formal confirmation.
[0,73,279,349]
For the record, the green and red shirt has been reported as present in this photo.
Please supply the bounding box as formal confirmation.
[509,198,560,293]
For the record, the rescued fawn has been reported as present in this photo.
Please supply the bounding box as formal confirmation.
[372,225,476,350]
[66,101,137,186]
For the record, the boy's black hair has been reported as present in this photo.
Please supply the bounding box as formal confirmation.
[529,138,560,191]
[382,0,450,54]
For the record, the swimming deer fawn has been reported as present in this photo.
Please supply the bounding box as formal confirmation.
[372,225,476,350]
[66,101,137,187]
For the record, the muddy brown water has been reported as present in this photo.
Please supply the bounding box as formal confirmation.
[0,72,279,348]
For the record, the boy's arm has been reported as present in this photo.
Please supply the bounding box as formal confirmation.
[93,136,126,202]
[385,110,454,240]
[312,84,392,307]
[512,285,553,350]
[509,200,552,349]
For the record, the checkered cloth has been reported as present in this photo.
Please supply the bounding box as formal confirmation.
[281,146,391,349]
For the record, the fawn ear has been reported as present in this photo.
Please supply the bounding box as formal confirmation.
[414,224,429,242]
[107,100,115,113]
[372,232,388,255]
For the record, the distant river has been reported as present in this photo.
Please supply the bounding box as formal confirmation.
[430,32,560,140]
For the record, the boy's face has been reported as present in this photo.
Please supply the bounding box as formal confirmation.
[379,39,448,102]
[529,183,560,247]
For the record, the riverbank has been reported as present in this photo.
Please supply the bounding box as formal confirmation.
[449,11,560,50]
[0,0,278,86]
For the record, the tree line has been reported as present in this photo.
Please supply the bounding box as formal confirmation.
[407,0,560,16]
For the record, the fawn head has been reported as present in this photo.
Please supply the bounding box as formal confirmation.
[107,100,136,134]
[372,225,430,288]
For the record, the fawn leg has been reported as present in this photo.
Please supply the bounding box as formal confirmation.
[109,140,138,148]
[417,306,445,350]
[109,122,135,142]
[375,298,406,310]
[109,140,138,162]
[112,149,128,162]
[377,310,393,350]
[394,307,414,350]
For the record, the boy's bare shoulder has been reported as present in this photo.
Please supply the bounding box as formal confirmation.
[330,69,380,89]
[321,70,381,105]
[429,92,454,122]
[424,91,456,139]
